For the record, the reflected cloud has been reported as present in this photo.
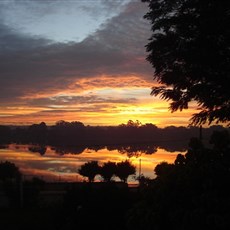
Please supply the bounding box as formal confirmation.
[0,144,184,182]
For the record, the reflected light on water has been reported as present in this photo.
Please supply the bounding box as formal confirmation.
[0,144,185,184]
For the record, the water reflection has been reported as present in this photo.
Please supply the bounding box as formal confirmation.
[0,144,185,183]
[28,145,47,155]
[49,144,159,157]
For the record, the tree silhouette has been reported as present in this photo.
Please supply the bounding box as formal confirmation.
[0,161,22,208]
[209,130,230,150]
[78,160,136,183]
[154,161,174,177]
[116,160,136,183]
[0,161,21,181]
[126,130,230,230]
[28,122,47,144]
[100,161,117,182]
[78,161,100,182]
[142,0,230,125]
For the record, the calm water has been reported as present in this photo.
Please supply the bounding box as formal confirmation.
[0,144,185,184]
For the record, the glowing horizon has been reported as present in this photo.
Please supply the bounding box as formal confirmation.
[0,144,185,183]
[0,1,199,128]
[0,76,197,128]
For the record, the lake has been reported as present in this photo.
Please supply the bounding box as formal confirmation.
[0,143,186,184]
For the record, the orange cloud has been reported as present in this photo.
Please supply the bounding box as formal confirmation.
[0,75,199,127]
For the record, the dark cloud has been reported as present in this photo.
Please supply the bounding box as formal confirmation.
[0,1,153,105]
[0,23,52,53]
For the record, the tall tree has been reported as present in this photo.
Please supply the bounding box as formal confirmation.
[142,0,230,125]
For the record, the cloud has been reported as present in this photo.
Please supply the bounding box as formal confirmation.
[0,0,166,127]
[0,0,133,43]
[27,94,137,108]
[0,1,153,105]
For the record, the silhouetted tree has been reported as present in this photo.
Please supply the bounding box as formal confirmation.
[174,153,186,166]
[48,120,86,145]
[154,161,174,177]
[78,161,100,182]
[142,0,230,125]
[126,131,230,230]
[188,137,204,150]
[209,130,230,150]
[126,120,142,127]
[0,161,22,207]
[137,174,152,188]
[116,160,136,183]
[28,122,47,144]
[100,161,117,182]
[0,161,21,181]
[1,121,227,149]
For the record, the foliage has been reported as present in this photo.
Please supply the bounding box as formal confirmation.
[0,161,21,181]
[126,130,230,229]
[0,161,22,208]
[154,161,174,177]
[28,122,47,144]
[122,120,142,127]
[1,120,228,150]
[116,160,136,183]
[142,0,230,125]
[100,161,117,182]
[78,160,136,183]
[209,130,230,149]
[78,161,100,182]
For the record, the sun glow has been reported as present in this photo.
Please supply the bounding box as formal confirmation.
[0,75,198,127]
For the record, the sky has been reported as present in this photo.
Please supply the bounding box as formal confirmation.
[0,0,198,127]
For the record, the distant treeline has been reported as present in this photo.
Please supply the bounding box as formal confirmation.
[0,120,228,152]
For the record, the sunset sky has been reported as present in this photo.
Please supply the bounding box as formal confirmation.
[0,0,198,127]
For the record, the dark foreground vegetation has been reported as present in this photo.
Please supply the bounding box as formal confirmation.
[1,129,230,229]
[0,179,136,230]
[0,159,137,229]
[1,0,230,228]
[127,130,230,229]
